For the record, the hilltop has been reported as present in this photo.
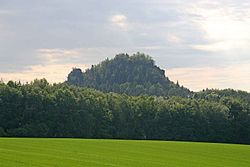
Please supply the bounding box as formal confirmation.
[67,53,191,97]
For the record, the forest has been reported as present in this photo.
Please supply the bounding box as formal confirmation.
[0,53,250,144]
[67,53,191,97]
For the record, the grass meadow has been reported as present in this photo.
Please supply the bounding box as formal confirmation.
[0,138,249,167]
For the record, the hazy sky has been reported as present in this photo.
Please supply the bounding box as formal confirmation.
[0,0,250,91]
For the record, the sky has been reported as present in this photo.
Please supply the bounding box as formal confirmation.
[0,0,250,92]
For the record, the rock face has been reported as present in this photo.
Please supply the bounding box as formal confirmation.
[67,53,191,97]
[67,68,84,86]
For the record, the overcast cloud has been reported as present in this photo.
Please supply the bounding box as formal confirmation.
[0,0,250,91]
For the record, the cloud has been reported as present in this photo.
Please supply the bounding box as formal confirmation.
[135,46,164,50]
[0,0,250,91]
[0,10,15,15]
[110,14,130,31]
[0,10,15,33]
[186,1,250,52]
[0,63,89,83]
[167,62,250,92]
[0,47,121,82]
[37,48,81,64]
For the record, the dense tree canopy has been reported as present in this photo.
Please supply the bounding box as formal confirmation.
[0,79,249,144]
[67,53,191,97]
[1,54,249,143]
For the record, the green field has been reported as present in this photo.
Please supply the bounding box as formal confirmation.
[0,138,249,167]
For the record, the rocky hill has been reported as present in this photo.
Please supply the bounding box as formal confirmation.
[67,52,191,97]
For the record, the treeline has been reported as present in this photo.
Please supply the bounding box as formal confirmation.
[67,53,191,97]
[0,79,249,144]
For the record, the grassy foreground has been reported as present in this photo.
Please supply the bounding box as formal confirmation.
[0,138,249,167]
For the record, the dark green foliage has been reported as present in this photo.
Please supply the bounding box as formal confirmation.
[67,53,191,97]
[67,68,84,86]
[0,79,249,144]
[0,127,6,136]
